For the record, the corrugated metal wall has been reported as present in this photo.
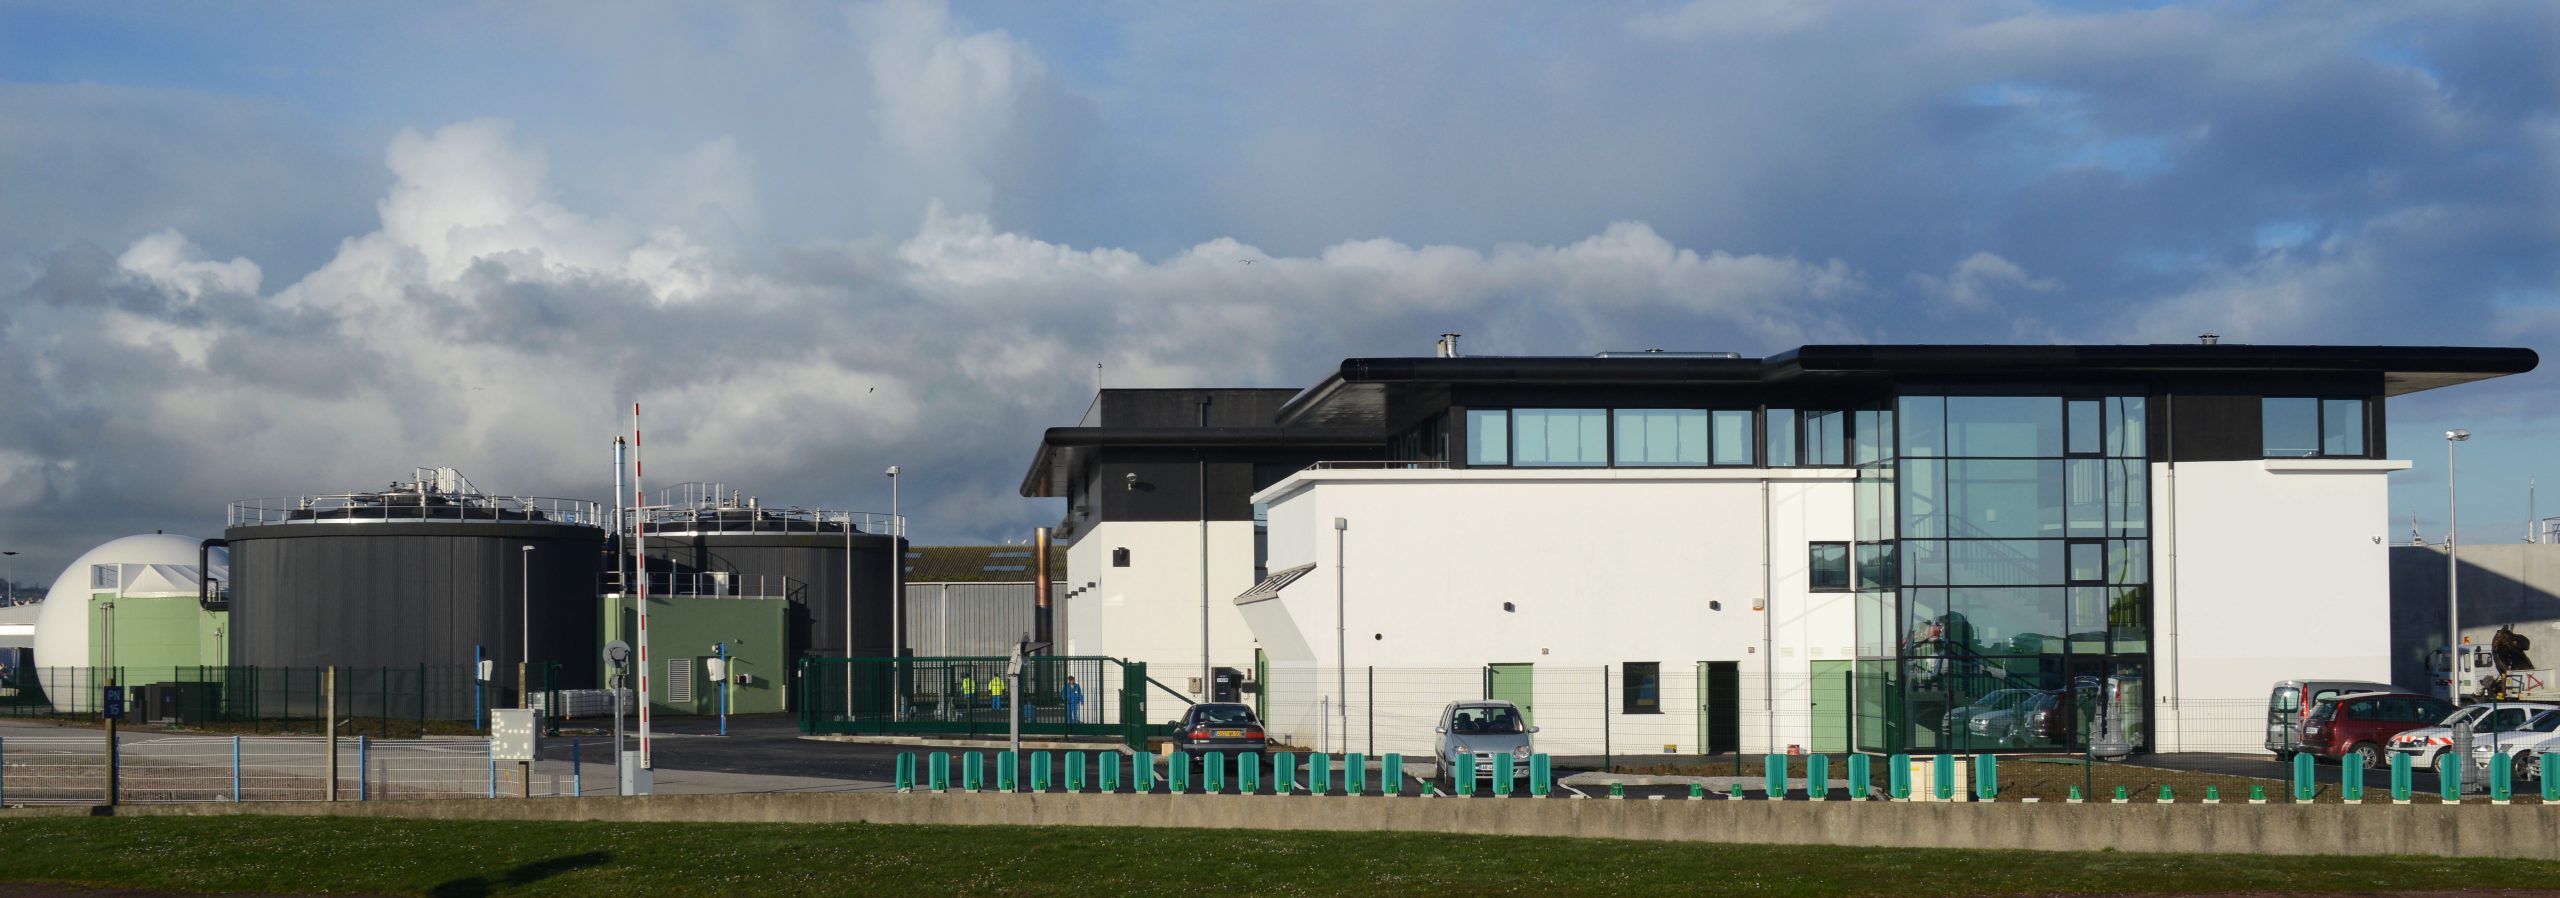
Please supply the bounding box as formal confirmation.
[903,582,1065,657]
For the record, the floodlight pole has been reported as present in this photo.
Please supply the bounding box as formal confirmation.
[2447,429,2469,702]
[519,545,534,710]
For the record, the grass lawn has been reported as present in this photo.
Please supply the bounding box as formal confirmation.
[1,816,2557,897]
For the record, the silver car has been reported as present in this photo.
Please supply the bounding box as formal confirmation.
[1435,700,1536,782]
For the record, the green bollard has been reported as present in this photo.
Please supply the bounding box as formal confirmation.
[998,752,1019,792]
[1491,753,1513,796]
[1452,753,1475,796]
[1099,753,1121,793]
[1975,754,1998,801]
[1031,752,1052,792]
[2113,785,2128,803]
[2159,785,2173,803]
[1239,754,1261,793]
[1064,751,1086,792]
[1346,753,1368,795]
[929,752,950,793]
[1807,754,1830,801]
[2392,751,2413,802]
[1530,754,1552,797]
[1384,754,1404,796]
[2206,785,2220,803]
[963,752,983,792]
[2341,760,2363,801]
[1766,754,1789,799]
[1934,754,1954,801]
[2067,785,2082,803]
[2491,753,2512,802]
[1134,753,1156,792]
[1168,754,1191,793]
[1275,753,1298,794]
[896,752,916,792]
[1889,754,1911,800]
[1204,751,1226,793]
[2250,784,2266,804]
[2292,752,2315,802]
[1311,754,1334,796]
[2544,754,2560,803]
[1610,782,1625,800]
[1731,783,1746,799]
[1848,754,1871,800]
[2438,755,2462,801]
[1690,783,1706,800]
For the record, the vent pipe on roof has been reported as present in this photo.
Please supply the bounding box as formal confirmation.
[1034,527,1053,645]
[2199,333,2220,345]
[1436,333,1461,358]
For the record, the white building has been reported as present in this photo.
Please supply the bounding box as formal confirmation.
[1024,342,2537,757]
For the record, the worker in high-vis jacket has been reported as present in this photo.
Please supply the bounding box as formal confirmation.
[958,675,977,718]
[989,674,1007,712]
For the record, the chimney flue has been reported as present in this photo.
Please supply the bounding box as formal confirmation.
[1436,333,1462,358]
[2199,332,2220,346]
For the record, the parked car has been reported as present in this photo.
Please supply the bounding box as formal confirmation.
[2298,691,2457,769]
[1967,689,2066,747]
[2390,701,2558,772]
[1170,702,1268,768]
[2266,679,2398,760]
[1946,688,2046,743]
[1434,701,1536,782]
[2466,709,2560,783]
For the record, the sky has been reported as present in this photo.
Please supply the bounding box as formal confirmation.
[0,0,2554,591]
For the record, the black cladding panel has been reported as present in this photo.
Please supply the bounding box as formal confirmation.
[225,522,605,691]
[1093,389,1302,427]
[1094,447,1369,522]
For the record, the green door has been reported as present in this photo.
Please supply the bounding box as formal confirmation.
[1489,663,1535,726]
[1810,661,1851,753]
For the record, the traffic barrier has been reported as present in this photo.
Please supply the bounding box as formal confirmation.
[929,752,950,793]
[1098,753,1120,793]
[1310,753,1333,796]
[1453,752,1475,796]
[1975,754,1996,801]
[1889,754,1911,800]
[1806,754,1829,801]
[2292,753,2315,802]
[1274,753,1298,794]
[1346,753,1367,795]
[964,752,984,793]
[1166,754,1189,793]
[1064,751,1086,792]
[2341,761,2362,802]
[997,751,1018,792]
[1031,752,1052,792]
[1934,755,1954,801]
[1203,752,1226,793]
[1765,754,1787,800]
[2491,753,2512,803]
[2391,752,2412,803]
[1238,754,1261,793]
[1847,754,1870,800]
[2544,753,2559,802]
[1133,753,1155,793]
[1383,754,1403,796]
[1491,753,1512,796]
[895,753,915,792]
[1529,754,1551,797]
[2438,756,2462,801]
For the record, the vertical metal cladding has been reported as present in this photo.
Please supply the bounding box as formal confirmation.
[224,470,606,697]
[637,484,904,660]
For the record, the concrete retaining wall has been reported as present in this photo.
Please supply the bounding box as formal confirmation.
[19,794,2557,860]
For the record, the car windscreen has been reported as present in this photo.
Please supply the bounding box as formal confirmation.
[1452,706,1526,735]
[1191,706,1256,726]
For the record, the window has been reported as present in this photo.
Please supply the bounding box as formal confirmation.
[1712,410,1754,465]
[1947,396,2062,457]
[91,564,118,590]
[1622,662,1661,714]
[2067,399,2101,456]
[1808,542,1851,592]
[1513,409,1609,466]
[1804,411,1847,466]
[2067,540,2103,584]
[1111,547,1130,567]
[1767,409,1799,467]
[1613,409,1709,465]
[1466,409,1510,466]
[2264,397,2368,458]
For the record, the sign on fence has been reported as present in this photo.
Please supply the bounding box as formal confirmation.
[490,709,543,762]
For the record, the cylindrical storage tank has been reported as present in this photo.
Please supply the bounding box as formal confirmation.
[637,484,904,660]
[224,470,605,718]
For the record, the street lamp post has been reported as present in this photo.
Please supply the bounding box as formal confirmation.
[2,550,15,604]
[886,466,902,722]
[2446,429,2470,702]
[1334,517,1348,755]
[520,545,534,709]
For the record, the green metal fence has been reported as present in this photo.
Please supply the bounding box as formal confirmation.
[0,665,538,736]
[797,656,1166,750]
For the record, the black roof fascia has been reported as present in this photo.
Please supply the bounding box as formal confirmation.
[1274,356,1766,427]
[1018,426,1381,497]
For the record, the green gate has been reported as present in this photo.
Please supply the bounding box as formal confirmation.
[798,655,1169,750]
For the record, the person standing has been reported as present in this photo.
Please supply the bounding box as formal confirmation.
[1061,676,1084,724]
[958,674,977,719]
[989,673,1006,712]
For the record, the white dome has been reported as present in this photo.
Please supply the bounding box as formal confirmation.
[30,533,224,671]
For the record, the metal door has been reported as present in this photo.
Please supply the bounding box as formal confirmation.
[1704,661,1740,754]
[1810,661,1851,753]
[1489,663,1535,726]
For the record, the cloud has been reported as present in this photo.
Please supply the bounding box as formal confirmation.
[1909,252,2060,314]
[1628,0,1836,41]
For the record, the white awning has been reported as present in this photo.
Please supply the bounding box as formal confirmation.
[1231,562,1316,606]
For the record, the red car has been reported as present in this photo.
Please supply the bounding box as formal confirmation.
[2299,691,2457,769]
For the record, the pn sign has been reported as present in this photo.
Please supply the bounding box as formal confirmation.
[490,708,543,762]
[102,685,126,721]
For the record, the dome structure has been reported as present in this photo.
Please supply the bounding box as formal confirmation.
[30,533,227,709]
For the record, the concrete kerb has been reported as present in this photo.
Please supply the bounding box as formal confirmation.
[26,793,2560,859]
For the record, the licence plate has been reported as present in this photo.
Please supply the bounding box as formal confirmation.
[1215,729,1243,738]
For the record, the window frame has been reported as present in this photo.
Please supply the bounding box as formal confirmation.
[1621,661,1662,715]
[2261,396,2370,459]
[1808,541,1853,593]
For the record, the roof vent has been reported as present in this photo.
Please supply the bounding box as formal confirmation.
[1435,333,1462,358]
[2199,332,2220,345]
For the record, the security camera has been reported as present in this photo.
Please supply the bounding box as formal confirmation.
[1124,473,1138,491]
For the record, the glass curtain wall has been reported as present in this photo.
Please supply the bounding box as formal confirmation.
[1856,393,2150,754]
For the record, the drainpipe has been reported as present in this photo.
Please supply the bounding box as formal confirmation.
[1762,477,1775,753]
[2161,393,2181,752]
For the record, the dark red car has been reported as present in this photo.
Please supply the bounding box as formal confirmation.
[2299,691,2457,769]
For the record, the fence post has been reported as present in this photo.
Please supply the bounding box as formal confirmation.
[358,736,369,801]
[487,740,497,799]
[1,735,7,805]
[1366,666,1375,758]
[1601,665,1612,774]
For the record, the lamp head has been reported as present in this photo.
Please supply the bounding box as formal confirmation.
[885,465,900,477]
[2447,430,2471,442]
[1124,472,1138,491]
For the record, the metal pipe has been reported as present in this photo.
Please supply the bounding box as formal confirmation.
[1335,516,1348,754]
[520,545,533,709]
[633,402,651,771]
[2448,429,2470,701]
[1034,527,1052,645]
[1761,477,1773,754]
[2162,392,2181,752]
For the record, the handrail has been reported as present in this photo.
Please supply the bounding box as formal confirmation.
[230,496,602,527]
[1146,675,1198,708]
[1307,460,1451,470]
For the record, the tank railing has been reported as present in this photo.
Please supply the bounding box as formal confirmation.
[639,507,903,536]
[228,496,604,527]
[603,572,803,599]
[1307,460,1453,470]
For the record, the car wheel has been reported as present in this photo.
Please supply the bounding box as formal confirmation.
[2351,743,2384,771]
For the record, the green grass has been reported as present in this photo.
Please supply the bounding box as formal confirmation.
[1,816,2556,897]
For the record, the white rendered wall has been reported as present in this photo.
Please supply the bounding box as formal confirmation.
[2156,458,2406,752]
[1247,468,1856,757]
[1060,520,1262,697]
